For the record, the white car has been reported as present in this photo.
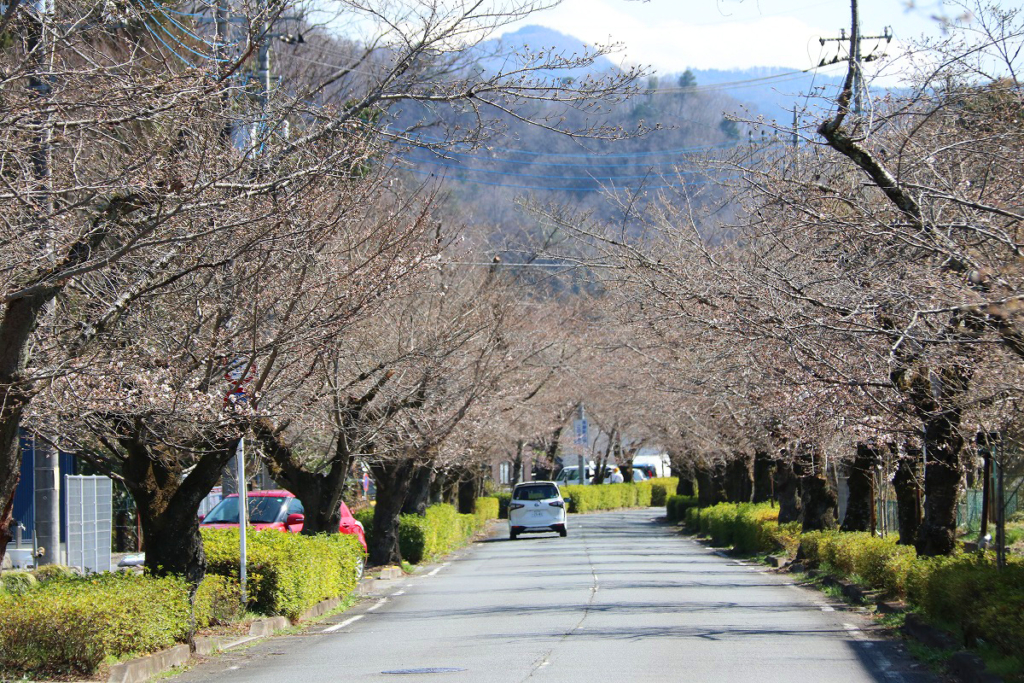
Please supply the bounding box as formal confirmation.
[508,482,568,539]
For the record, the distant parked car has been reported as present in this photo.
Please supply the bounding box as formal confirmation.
[631,463,658,480]
[200,490,367,553]
[508,482,567,540]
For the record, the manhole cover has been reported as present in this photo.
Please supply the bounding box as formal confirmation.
[382,668,467,675]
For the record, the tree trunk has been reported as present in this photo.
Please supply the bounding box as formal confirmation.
[695,462,726,507]
[511,440,524,486]
[256,421,350,536]
[752,449,774,503]
[724,453,753,503]
[122,438,236,586]
[800,475,838,532]
[676,477,695,496]
[402,464,433,516]
[774,456,802,523]
[916,414,965,556]
[368,458,416,566]
[457,473,475,515]
[841,443,878,532]
[894,444,923,546]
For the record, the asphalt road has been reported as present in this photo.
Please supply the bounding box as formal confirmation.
[173,509,936,683]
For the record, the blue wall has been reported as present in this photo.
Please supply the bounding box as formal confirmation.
[10,430,78,543]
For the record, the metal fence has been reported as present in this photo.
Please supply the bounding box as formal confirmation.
[65,475,113,573]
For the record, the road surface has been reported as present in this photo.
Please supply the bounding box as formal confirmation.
[173,509,934,683]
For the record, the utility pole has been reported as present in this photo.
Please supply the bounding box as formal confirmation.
[819,0,891,116]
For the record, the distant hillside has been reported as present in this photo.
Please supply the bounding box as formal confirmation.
[476,25,618,82]
[686,67,847,125]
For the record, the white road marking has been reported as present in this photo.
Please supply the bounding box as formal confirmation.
[323,614,364,633]
[819,604,835,612]
[842,623,866,640]
[367,598,388,612]
[426,562,450,577]
[391,590,406,597]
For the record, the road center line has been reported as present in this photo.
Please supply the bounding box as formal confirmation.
[323,614,364,633]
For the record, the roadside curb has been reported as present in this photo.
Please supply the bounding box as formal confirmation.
[777,561,1003,683]
[104,591,357,683]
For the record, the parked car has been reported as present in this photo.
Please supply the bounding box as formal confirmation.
[631,463,658,480]
[508,482,567,540]
[200,490,367,553]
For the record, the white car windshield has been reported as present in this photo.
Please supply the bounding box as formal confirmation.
[513,484,559,501]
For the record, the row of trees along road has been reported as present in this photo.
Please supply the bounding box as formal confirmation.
[549,0,1023,558]
[0,0,643,579]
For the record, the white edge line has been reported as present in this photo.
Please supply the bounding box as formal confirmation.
[391,590,406,597]
[426,562,451,577]
[367,597,388,612]
[323,614,364,633]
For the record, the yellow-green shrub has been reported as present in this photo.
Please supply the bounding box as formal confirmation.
[354,503,480,565]
[474,497,499,525]
[0,572,190,676]
[648,478,679,506]
[666,495,698,522]
[194,574,242,628]
[203,528,363,619]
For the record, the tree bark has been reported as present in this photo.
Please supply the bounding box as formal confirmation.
[256,421,350,536]
[724,453,753,503]
[916,413,965,556]
[402,464,433,516]
[894,445,923,546]
[511,440,524,486]
[676,477,695,496]
[800,475,838,532]
[752,449,774,503]
[368,458,416,566]
[695,462,726,507]
[773,455,802,523]
[457,472,475,515]
[841,443,878,532]
[119,434,236,586]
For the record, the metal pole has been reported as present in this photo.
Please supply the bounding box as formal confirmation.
[850,0,862,115]
[996,440,1005,569]
[237,437,248,603]
[33,435,60,566]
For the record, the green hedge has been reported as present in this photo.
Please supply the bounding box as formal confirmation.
[474,497,500,526]
[684,501,1024,662]
[685,502,800,554]
[0,572,191,676]
[355,503,481,565]
[562,481,651,512]
[203,528,363,620]
[666,495,698,523]
[647,477,679,506]
[496,492,512,519]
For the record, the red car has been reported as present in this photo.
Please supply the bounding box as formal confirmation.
[200,490,367,553]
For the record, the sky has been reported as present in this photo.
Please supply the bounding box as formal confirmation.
[499,0,953,76]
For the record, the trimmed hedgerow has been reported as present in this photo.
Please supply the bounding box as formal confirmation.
[0,572,190,676]
[496,492,512,519]
[685,501,1023,662]
[648,478,679,506]
[474,497,500,526]
[203,528,363,620]
[666,495,698,523]
[561,481,653,512]
[355,503,481,565]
